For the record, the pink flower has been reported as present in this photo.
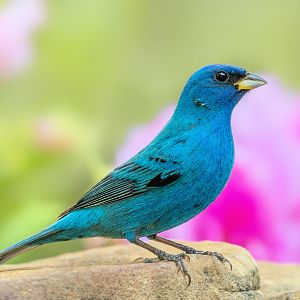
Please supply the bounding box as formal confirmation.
[115,75,300,262]
[0,0,46,77]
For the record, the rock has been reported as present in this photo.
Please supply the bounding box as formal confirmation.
[0,241,262,300]
[258,261,300,300]
[2,242,299,299]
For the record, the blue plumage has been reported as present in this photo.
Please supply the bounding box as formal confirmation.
[0,64,266,282]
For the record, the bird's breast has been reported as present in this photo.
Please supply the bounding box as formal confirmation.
[185,129,234,205]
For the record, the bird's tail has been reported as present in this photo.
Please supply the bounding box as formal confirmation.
[0,228,63,264]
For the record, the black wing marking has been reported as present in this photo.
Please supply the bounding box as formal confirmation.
[147,173,181,187]
[59,160,181,218]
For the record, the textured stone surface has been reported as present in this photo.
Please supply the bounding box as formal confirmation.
[0,241,262,300]
[2,242,299,299]
[258,262,300,300]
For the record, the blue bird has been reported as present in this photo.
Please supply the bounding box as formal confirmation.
[0,64,266,284]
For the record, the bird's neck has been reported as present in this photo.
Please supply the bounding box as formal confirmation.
[171,96,233,132]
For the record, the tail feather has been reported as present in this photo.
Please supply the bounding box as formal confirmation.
[0,228,62,264]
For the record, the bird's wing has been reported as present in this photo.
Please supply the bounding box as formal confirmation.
[59,159,181,218]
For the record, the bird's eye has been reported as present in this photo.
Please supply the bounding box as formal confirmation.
[215,71,228,82]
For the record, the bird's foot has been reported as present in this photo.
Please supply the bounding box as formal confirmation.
[134,251,191,286]
[157,251,191,287]
[183,247,232,270]
[133,257,161,263]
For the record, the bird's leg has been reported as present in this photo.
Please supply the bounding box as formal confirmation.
[131,238,191,286]
[148,235,232,270]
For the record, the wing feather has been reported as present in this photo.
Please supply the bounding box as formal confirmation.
[59,160,181,218]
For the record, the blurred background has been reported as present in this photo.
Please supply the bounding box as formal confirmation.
[1,0,300,263]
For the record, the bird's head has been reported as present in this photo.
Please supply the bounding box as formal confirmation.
[178,64,267,116]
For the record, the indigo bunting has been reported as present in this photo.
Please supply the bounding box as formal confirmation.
[0,64,266,283]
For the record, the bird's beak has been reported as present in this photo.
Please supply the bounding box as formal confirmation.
[234,72,267,91]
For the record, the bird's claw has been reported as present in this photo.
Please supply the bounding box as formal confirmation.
[135,252,192,287]
[162,253,191,287]
[143,257,161,263]
[133,257,161,263]
[184,248,232,270]
[210,251,232,270]
[172,255,191,287]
